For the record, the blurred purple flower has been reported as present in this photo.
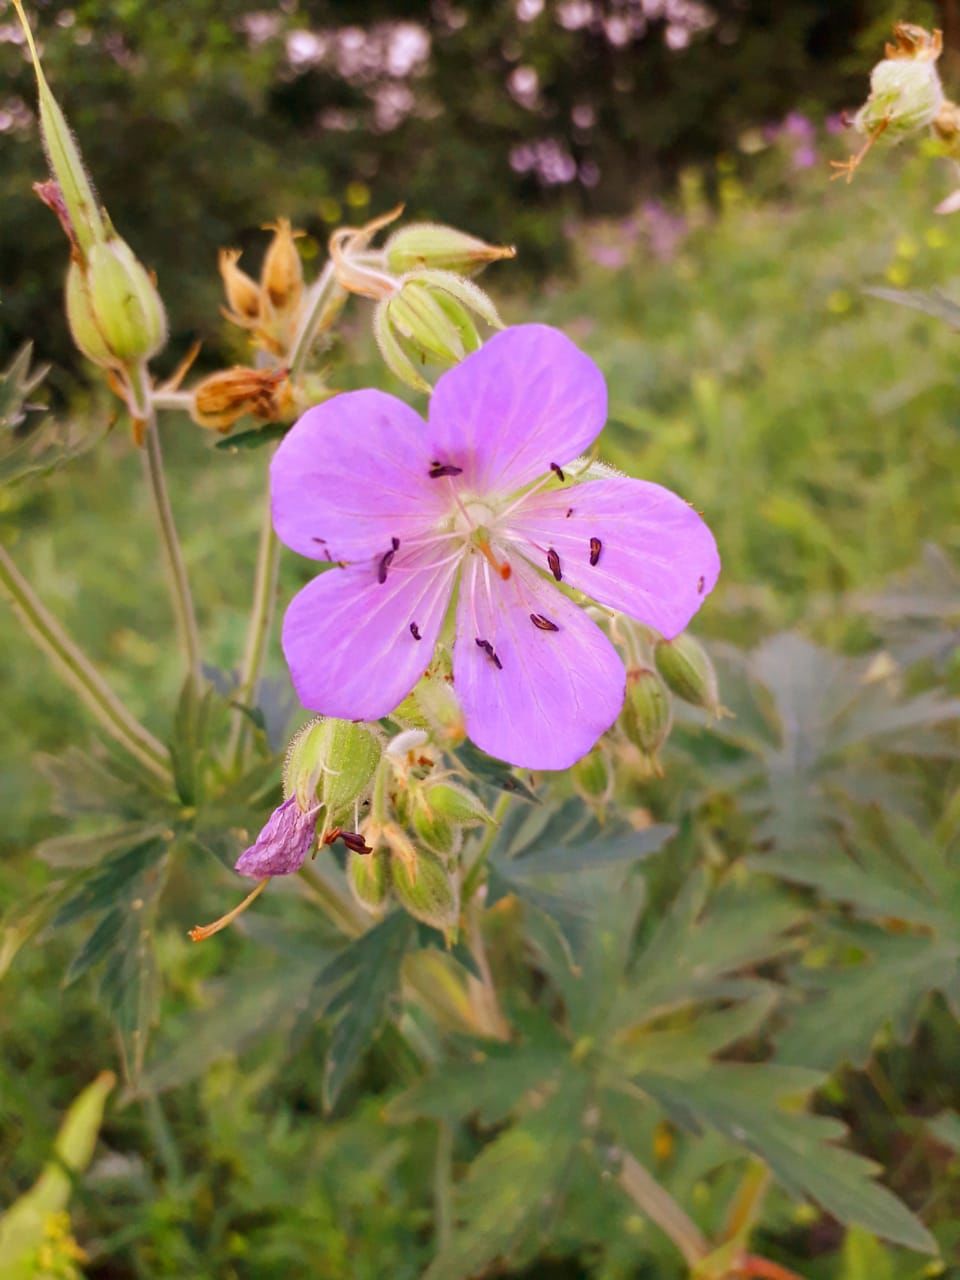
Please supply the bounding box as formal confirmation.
[783,111,815,141]
[792,143,817,170]
[270,325,719,770]
[235,797,319,878]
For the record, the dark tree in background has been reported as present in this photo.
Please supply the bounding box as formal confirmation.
[0,0,933,370]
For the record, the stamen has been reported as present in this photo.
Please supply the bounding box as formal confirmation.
[477,536,512,581]
[410,621,422,640]
[323,827,373,855]
[189,877,268,942]
[697,575,705,594]
[589,537,602,567]
[547,548,562,581]
[378,540,398,584]
[550,462,566,482]
[428,461,464,479]
[565,508,574,518]
[476,637,503,670]
[530,613,559,632]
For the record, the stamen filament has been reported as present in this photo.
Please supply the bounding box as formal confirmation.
[189,877,269,942]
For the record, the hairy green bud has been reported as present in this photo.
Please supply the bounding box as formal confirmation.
[64,261,115,369]
[424,782,490,827]
[84,238,167,364]
[347,849,391,913]
[391,847,460,933]
[621,667,673,773]
[572,745,614,804]
[654,632,722,716]
[283,717,382,825]
[411,801,460,858]
[385,222,516,276]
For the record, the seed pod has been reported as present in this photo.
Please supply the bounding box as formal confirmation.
[84,237,167,364]
[654,632,722,717]
[65,260,115,369]
[855,25,944,143]
[385,222,516,277]
[283,717,382,824]
[572,745,614,804]
[391,846,460,933]
[218,248,261,324]
[260,218,304,316]
[621,667,673,773]
[347,849,391,913]
[192,366,293,433]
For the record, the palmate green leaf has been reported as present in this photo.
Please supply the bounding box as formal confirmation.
[214,421,288,451]
[776,928,960,1071]
[611,986,779,1075]
[452,741,539,802]
[633,1064,936,1253]
[424,1077,589,1280]
[297,911,415,1110]
[858,545,960,671]
[53,835,168,928]
[99,904,159,1084]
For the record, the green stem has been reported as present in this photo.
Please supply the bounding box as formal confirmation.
[433,1120,455,1253]
[464,896,510,1040]
[289,260,345,378]
[0,543,170,779]
[227,480,280,770]
[617,1149,709,1268]
[139,373,202,684]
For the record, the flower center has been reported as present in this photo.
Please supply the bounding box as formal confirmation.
[452,497,498,537]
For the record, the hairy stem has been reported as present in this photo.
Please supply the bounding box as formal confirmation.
[0,543,170,779]
[289,260,345,378]
[617,1149,709,1268]
[139,372,202,683]
[227,479,281,769]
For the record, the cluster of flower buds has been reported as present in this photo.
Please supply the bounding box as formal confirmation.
[13,0,167,430]
[330,206,515,393]
[834,23,950,182]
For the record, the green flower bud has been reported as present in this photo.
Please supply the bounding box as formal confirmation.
[423,782,490,827]
[374,270,503,394]
[65,260,115,369]
[572,745,614,804]
[411,800,460,858]
[283,717,382,825]
[391,845,460,933]
[12,0,107,255]
[621,667,673,774]
[85,238,167,365]
[347,848,391,913]
[654,632,722,717]
[413,678,466,747]
[384,222,516,277]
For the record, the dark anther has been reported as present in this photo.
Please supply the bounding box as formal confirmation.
[378,542,398,584]
[476,637,503,670]
[697,575,705,594]
[410,621,422,640]
[323,827,373,855]
[550,462,566,481]
[428,461,464,479]
[565,508,574,518]
[589,537,602,567]
[547,548,562,581]
[530,613,559,632]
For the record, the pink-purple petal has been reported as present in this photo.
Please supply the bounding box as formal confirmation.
[453,553,625,770]
[505,477,720,639]
[271,389,449,563]
[427,325,608,497]
[235,797,318,878]
[282,543,458,721]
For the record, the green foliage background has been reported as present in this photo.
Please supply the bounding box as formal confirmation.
[3,3,960,1279]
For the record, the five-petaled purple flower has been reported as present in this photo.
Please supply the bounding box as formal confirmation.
[271,324,720,770]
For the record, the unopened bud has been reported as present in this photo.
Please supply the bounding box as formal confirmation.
[65,260,115,369]
[411,799,460,857]
[391,845,460,933]
[621,667,673,774]
[347,848,391,913]
[84,237,167,364]
[219,248,261,324]
[260,218,304,316]
[283,717,382,825]
[374,270,503,394]
[385,222,516,276]
[414,677,466,746]
[192,366,293,433]
[572,745,614,804]
[855,25,944,142]
[654,632,722,717]
[423,782,490,827]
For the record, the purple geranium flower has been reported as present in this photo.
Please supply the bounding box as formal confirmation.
[271,324,719,770]
[235,796,319,877]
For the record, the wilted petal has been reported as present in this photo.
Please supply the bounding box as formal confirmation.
[506,476,720,639]
[235,797,318,877]
[271,389,449,563]
[427,325,607,496]
[453,553,624,769]
[282,542,459,720]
